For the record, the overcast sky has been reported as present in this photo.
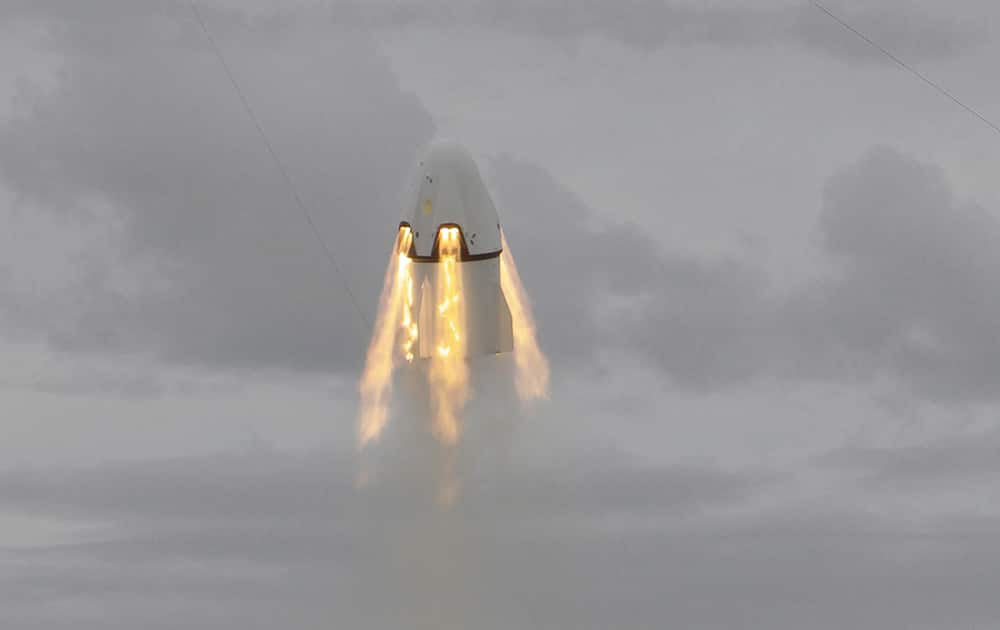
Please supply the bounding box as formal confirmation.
[2,1,1000,628]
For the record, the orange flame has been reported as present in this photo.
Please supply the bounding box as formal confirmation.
[500,232,550,402]
[428,227,469,445]
[358,227,414,447]
[359,226,544,459]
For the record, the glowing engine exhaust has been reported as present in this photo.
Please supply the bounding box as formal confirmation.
[358,142,548,449]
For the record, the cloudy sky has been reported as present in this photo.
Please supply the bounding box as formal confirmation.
[2,1,1000,628]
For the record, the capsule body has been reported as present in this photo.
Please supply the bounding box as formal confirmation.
[400,142,513,358]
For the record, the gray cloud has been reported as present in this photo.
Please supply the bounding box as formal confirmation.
[25,370,165,399]
[1,5,433,371]
[822,424,1000,486]
[784,146,1000,401]
[496,145,1000,402]
[4,3,772,384]
[5,5,1000,629]
[0,444,767,629]
[490,156,774,389]
[0,445,760,524]
[331,0,980,63]
[3,4,999,407]
[3,445,1000,630]
[2,0,982,66]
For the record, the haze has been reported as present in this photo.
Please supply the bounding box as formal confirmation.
[2,1,1000,628]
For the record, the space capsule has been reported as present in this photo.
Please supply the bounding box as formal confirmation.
[396,142,514,359]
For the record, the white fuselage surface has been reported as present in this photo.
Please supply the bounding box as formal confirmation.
[399,142,513,358]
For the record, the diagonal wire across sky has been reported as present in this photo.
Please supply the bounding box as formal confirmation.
[810,0,1000,136]
[187,1,373,336]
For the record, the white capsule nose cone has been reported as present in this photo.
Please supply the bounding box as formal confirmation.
[405,141,502,258]
[424,140,479,177]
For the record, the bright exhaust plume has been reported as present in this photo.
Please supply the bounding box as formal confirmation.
[428,227,469,445]
[358,227,413,447]
[500,232,550,402]
[358,226,548,450]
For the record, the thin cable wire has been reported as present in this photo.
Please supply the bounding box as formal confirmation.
[810,0,1000,136]
[187,2,371,331]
